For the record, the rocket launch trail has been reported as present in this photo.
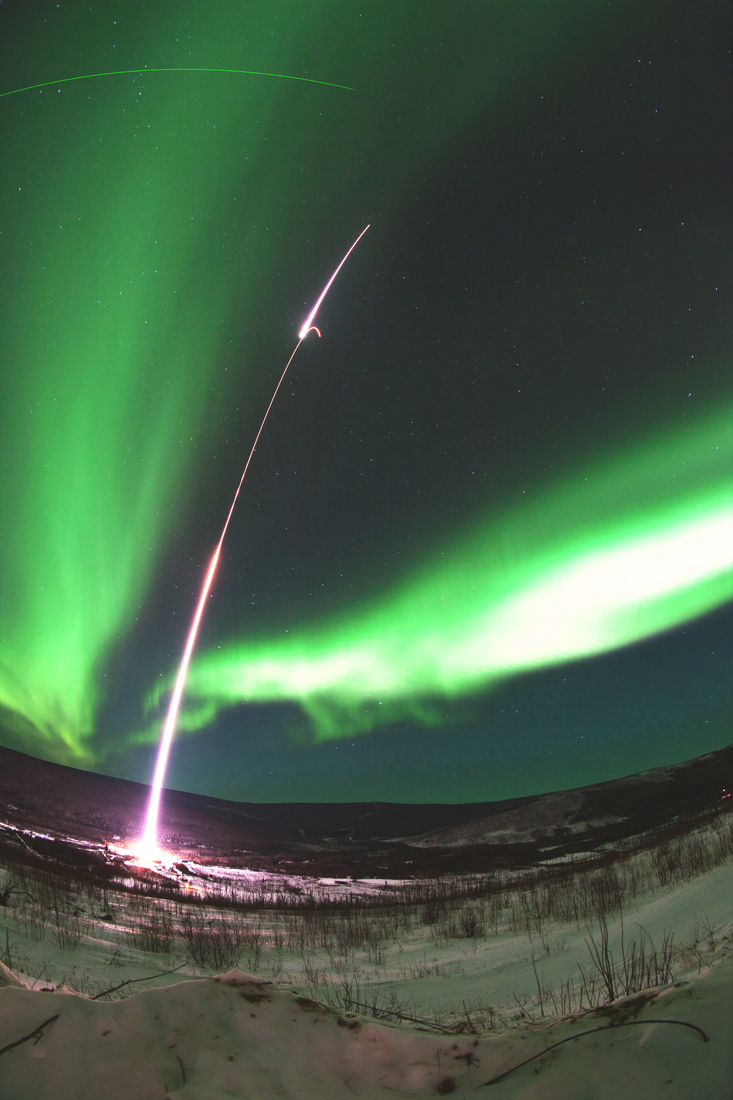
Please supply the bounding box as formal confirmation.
[139,226,370,858]
[298,225,371,339]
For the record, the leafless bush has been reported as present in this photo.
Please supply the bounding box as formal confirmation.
[0,875,35,907]
[700,914,718,955]
[430,915,459,944]
[241,927,263,971]
[582,913,674,1003]
[583,864,624,916]
[50,901,85,950]
[126,909,174,954]
[486,892,508,934]
[10,897,47,943]
[458,905,486,940]
[302,953,324,991]
[621,927,675,994]
[459,997,499,1032]
[318,973,422,1028]
[180,912,249,970]
[421,897,446,925]
[678,913,722,974]
[401,952,443,979]
[652,823,733,887]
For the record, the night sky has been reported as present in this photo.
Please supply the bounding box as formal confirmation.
[1,1,730,805]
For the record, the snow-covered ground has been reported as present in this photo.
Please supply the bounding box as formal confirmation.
[3,850,731,1022]
[1,958,731,1098]
[1,823,731,1097]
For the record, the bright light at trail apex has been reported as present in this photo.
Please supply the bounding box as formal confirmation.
[298,225,370,339]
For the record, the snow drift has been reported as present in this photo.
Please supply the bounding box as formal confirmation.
[1,959,731,1099]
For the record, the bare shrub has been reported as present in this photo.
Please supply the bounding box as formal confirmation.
[584,864,624,916]
[241,927,263,971]
[11,897,47,943]
[583,913,674,1003]
[458,905,485,940]
[700,914,718,955]
[421,897,445,925]
[486,892,507,934]
[180,912,248,970]
[51,902,85,950]
[302,953,323,991]
[126,910,174,954]
[431,915,459,944]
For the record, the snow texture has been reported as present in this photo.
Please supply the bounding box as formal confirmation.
[1,958,731,1099]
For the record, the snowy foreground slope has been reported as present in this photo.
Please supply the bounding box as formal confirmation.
[1,960,731,1100]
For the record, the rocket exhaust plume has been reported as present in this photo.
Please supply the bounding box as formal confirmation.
[138,225,370,859]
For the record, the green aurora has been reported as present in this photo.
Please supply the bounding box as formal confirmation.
[149,410,732,743]
[0,1,730,797]
[0,2,602,766]
[0,57,350,763]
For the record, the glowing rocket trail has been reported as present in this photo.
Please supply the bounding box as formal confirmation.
[139,226,369,858]
[298,224,371,339]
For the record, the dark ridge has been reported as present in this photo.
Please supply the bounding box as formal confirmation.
[0,743,528,847]
[0,742,730,877]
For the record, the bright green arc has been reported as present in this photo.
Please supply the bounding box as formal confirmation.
[0,1,612,770]
[156,410,733,743]
[0,68,355,98]
[0,51,355,766]
[2,3,729,771]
